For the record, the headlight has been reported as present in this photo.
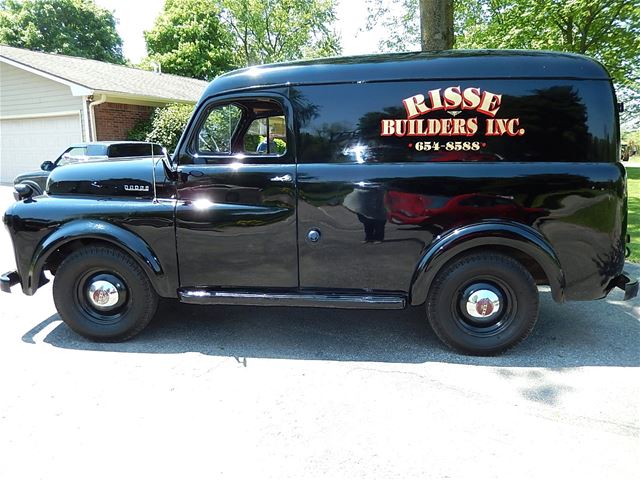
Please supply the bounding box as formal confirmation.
[13,183,34,201]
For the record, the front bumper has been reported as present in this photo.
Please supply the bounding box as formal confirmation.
[612,271,639,301]
[0,270,20,293]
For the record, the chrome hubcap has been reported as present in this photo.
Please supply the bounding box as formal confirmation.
[85,275,127,312]
[88,280,119,308]
[465,288,501,319]
[458,282,506,327]
[453,280,514,336]
[78,272,128,323]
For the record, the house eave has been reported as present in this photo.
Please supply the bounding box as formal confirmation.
[0,57,200,104]
[92,90,199,105]
[0,56,93,96]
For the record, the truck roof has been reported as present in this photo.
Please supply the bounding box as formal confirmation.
[202,50,610,99]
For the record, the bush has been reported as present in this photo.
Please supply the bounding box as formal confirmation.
[244,133,261,152]
[126,116,153,142]
[127,103,195,152]
[274,137,287,154]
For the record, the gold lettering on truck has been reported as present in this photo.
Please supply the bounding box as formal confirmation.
[380,87,525,140]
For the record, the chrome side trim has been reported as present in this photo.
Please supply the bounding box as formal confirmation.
[178,289,406,309]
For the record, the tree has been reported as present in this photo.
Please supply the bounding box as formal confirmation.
[144,0,238,80]
[221,0,341,66]
[454,1,640,89]
[128,103,195,153]
[419,0,453,50]
[143,0,341,80]
[0,0,124,63]
[365,0,420,53]
[366,0,640,127]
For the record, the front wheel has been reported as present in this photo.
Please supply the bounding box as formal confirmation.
[426,252,539,355]
[53,245,158,342]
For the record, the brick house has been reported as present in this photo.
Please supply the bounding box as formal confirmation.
[0,45,208,183]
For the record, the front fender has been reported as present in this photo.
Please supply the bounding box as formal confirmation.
[409,221,565,305]
[26,219,164,295]
[15,179,44,197]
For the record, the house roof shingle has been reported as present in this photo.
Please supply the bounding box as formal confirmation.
[0,45,209,102]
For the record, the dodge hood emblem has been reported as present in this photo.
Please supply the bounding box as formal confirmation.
[124,184,150,192]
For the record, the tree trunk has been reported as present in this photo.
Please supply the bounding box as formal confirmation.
[419,0,454,50]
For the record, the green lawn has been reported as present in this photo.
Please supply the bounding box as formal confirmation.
[627,167,640,263]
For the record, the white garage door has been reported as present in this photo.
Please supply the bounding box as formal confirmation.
[0,113,82,184]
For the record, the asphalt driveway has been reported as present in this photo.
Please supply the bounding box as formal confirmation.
[0,185,638,479]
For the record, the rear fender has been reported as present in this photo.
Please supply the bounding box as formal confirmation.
[409,221,565,305]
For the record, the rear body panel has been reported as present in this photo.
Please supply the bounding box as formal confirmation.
[289,74,624,301]
[296,162,625,301]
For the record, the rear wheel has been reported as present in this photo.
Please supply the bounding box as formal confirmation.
[426,252,539,355]
[53,245,158,341]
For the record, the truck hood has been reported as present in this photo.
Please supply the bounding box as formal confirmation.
[46,157,173,198]
[14,169,47,182]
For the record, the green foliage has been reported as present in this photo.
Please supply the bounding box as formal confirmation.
[627,168,640,262]
[252,136,287,154]
[143,0,340,80]
[126,115,154,142]
[622,130,640,148]
[0,0,124,63]
[455,1,639,88]
[144,0,237,80]
[199,104,242,152]
[618,87,640,131]
[366,0,640,127]
[273,137,287,154]
[623,130,640,162]
[365,0,419,53]
[128,103,195,153]
[244,133,261,152]
[222,0,341,65]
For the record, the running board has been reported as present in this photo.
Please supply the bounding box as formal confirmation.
[178,289,406,309]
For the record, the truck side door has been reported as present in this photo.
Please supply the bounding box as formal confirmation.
[175,92,298,289]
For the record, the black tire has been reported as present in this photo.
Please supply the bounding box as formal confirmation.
[426,252,539,355]
[53,245,158,342]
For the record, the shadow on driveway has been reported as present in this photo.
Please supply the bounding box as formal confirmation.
[23,287,639,368]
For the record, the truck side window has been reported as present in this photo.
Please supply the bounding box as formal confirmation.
[196,104,242,154]
[243,115,287,155]
[294,82,594,164]
[186,98,288,164]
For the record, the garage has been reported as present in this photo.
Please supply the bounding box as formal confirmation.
[1,45,207,185]
[0,114,82,183]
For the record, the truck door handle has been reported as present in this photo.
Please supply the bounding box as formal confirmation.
[270,174,292,182]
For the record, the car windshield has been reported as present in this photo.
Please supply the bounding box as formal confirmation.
[57,147,88,166]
